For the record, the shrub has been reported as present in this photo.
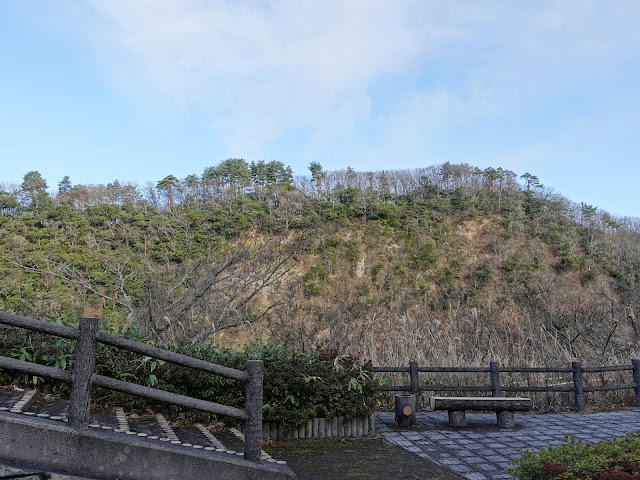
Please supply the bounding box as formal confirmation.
[509,431,640,479]
[162,344,381,428]
[0,329,380,429]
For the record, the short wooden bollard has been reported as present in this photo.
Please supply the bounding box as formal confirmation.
[395,394,417,427]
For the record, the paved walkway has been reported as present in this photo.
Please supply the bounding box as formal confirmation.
[376,409,640,480]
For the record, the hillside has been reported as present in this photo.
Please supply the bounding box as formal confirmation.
[1,162,639,368]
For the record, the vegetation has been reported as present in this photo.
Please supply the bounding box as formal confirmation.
[1,160,639,389]
[509,431,640,479]
[0,325,379,426]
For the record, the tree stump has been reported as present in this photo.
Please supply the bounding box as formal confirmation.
[394,394,417,427]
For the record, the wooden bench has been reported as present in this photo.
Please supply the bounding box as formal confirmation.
[429,396,532,428]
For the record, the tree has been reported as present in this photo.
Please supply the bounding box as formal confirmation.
[204,159,251,198]
[180,174,201,205]
[308,162,325,198]
[156,175,179,208]
[21,171,49,210]
[66,185,89,210]
[345,166,357,188]
[520,172,541,191]
[0,190,19,217]
[58,176,72,194]
[250,160,268,187]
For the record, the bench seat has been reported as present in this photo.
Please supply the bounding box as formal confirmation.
[429,396,532,428]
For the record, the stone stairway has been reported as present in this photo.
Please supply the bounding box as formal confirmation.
[0,387,290,480]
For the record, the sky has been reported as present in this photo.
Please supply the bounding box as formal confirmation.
[1,0,639,218]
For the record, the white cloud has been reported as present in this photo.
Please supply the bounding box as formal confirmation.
[81,0,452,150]
[71,0,640,165]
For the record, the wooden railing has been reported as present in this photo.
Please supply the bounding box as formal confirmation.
[372,360,640,412]
[0,311,264,463]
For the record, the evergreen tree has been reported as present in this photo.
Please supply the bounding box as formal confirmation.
[58,175,72,194]
[156,175,179,208]
[309,162,325,198]
[21,170,48,210]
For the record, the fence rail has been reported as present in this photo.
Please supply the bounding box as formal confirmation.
[372,359,640,412]
[0,311,263,462]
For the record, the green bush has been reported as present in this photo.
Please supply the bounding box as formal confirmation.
[161,344,380,428]
[0,329,380,429]
[509,431,640,479]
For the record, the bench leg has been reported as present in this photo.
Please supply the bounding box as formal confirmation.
[496,410,515,428]
[448,410,466,427]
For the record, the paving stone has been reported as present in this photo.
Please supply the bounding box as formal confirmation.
[450,464,475,473]
[377,409,640,480]
[465,473,488,480]
[485,455,504,462]
[458,450,477,457]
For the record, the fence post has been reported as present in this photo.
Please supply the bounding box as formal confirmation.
[409,360,419,393]
[632,359,640,408]
[490,361,501,397]
[572,361,585,412]
[244,360,264,463]
[68,317,99,430]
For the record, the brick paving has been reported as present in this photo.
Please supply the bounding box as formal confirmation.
[376,409,640,480]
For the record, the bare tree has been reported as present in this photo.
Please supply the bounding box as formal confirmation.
[4,226,309,346]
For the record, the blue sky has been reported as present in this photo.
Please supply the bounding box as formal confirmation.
[1,1,639,218]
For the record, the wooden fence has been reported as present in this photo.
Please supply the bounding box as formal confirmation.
[0,311,264,463]
[372,360,640,412]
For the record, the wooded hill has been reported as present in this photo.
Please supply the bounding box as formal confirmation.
[1,161,639,368]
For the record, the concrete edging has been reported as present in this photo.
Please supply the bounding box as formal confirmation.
[0,411,295,480]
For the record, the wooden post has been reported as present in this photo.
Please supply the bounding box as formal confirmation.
[68,317,99,430]
[244,360,263,462]
[572,361,585,412]
[632,359,640,407]
[490,361,501,397]
[409,361,419,409]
